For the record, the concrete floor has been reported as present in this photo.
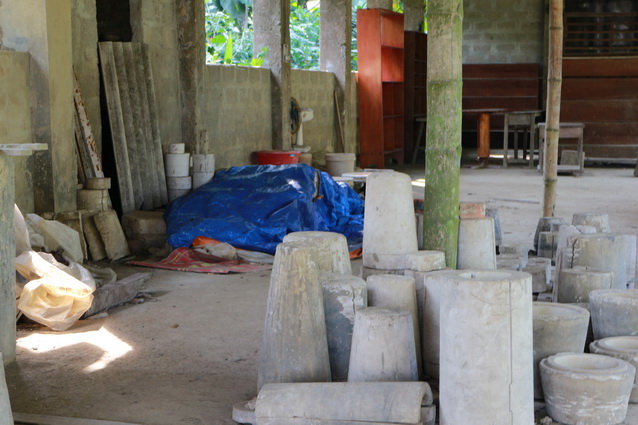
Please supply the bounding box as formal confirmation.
[6,164,638,425]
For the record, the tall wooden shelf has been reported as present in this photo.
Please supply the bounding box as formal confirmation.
[357,8,405,168]
[404,31,427,163]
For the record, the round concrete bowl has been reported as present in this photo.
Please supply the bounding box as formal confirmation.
[591,336,638,403]
[532,302,590,399]
[540,352,635,425]
[589,289,638,340]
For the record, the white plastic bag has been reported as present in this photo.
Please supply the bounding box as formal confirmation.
[14,204,30,256]
[16,251,96,331]
[26,214,83,263]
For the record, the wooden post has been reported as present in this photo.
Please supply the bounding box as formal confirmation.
[543,0,564,217]
[477,113,490,160]
[423,0,463,268]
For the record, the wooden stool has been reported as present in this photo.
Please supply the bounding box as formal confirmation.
[537,122,585,175]
[503,110,543,168]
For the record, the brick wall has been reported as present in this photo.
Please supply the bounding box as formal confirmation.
[463,0,544,64]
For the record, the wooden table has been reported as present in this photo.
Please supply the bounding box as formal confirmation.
[537,122,585,175]
[463,108,506,167]
[503,110,543,168]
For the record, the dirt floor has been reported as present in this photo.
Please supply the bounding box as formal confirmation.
[5,163,638,425]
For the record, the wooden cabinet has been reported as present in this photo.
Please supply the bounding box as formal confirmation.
[357,8,405,168]
[404,31,427,163]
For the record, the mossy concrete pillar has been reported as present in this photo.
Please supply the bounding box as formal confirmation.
[0,0,77,213]
[253,0,292,150]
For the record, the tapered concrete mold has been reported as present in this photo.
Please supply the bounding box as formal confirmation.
[255,382,432,424]
[366,274,421,376]
[0,353,13,425]
[257,242,331,392]
[540,352,635,425]
[439,270,534,424]
[590,289,638,340]
[362,172,418,270]
[348,307,418,382]
[532,302,590,398]
[456,218,497,270]
[591,336,638,403]
[319,273,367,381]
[570,234,628,290]
[283,231,352,275]
[572,212,611,233]
[557,267,613,303]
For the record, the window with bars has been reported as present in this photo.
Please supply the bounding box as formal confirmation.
[564,0,638,56]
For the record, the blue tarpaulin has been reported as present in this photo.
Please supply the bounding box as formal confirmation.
[164,164,364,254]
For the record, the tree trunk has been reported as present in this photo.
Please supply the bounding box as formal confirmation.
[543,0,564,217]
[423,0,463,268]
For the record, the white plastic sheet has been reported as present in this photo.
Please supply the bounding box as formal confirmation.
[26,214,83,263]
[16,251,96,331]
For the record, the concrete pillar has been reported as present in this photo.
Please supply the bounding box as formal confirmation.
[258,242,331,392]
[283,231,352,274]
[348,307,418,382]
[176,0,205,153]
[440,270,534,425]
[367,0,392,9]
[366,274,421,376]
[320,0,354,153]
[72,0,102,154]
[130,0,181,147]
[0,0,77,213]
[320,273,367,381]
[533,216,564,252]
[532,302,590,399]
[253,0,292,150]
[0,157,16,364]
[362,172,418,270]
[403,0,425,31]
[0,353,13,425]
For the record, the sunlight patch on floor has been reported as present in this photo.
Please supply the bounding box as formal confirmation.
[17,327,133,372]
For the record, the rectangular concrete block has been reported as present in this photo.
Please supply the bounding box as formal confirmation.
[121,210,166,239]
[93,210,130,260]
[82,213,107,261]
[83,272,151,318]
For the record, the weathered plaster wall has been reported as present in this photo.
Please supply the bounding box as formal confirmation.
[463,0,544,64]
[201,65,339,169]
[0,51,35,212]
[130,0,181,147]
[0,0,77,213]
[202,65,272,168]
[72,0,102,153]
[291,69,338,154]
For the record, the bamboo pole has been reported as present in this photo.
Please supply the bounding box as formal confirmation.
[543,0,564,217]
[423,0,463,268]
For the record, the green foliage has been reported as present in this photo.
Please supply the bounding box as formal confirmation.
[290,1,321,70]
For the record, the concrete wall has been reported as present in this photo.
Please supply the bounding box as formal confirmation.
[0,0,77,213]
[202,65,272,168]
[291,69,338,154]
[0,51,34,213]
[72,0,102,153]
[201,65,340,169]
[130,0,181,147]
[463,0,545,64]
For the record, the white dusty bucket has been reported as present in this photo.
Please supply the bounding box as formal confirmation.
[192,154,215,173]
[192,172,214,189]
[325,153,356,177]
[168,143,186,154]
